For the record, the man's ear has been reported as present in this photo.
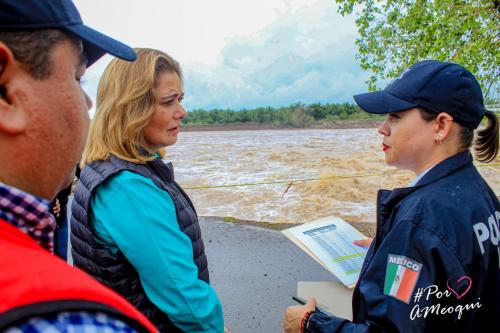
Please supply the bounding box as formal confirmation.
[0,42,27,135]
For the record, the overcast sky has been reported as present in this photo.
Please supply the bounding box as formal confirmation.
[75,0,370,112]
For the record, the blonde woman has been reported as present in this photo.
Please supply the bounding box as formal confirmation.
[71,48,224,333]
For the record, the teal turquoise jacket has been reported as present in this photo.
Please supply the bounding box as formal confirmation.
[90,170,224,332]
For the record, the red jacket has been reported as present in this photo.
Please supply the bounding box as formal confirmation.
[0,219,157,332]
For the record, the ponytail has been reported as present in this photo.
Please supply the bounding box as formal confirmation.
[473,110,499,163]
[418,107,498,162]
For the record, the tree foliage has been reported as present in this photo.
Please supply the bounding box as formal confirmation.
[183,102,380,127]
[335,0,500,100]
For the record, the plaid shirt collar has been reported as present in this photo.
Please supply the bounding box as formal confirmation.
[0,182,56,253]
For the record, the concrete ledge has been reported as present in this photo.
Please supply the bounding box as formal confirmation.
[200,217,341,333]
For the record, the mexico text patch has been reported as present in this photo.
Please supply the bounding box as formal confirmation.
[384,254,422,303]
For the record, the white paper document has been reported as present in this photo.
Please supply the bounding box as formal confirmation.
[283,216,368,288]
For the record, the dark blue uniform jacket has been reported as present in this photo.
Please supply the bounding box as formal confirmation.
[306,151,500,333]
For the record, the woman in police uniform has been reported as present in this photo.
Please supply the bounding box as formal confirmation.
[284,60,499,333]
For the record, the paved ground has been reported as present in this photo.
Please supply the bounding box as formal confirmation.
[66,207,336,332]
[200,217,334,333]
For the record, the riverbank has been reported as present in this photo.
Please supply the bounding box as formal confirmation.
[218,216,376,238]
[182,119,381,131]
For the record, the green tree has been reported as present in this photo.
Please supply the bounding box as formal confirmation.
[336,0,500,100]
[290,103,315,127]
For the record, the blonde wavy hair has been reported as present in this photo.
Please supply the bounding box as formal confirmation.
[81,48,182,167]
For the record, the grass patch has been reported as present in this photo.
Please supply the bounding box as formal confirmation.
[221,216,298,231]
[218,216,376,236]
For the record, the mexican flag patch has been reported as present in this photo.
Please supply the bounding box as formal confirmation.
[384,254,422,303]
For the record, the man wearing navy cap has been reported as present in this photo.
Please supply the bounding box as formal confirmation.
[0,1,157,332]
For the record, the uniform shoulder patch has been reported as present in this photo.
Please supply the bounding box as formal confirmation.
[384,254,422,303]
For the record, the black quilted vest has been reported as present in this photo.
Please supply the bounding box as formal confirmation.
[70,155,209,332]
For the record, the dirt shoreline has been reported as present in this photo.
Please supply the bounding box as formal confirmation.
[182,119,381,132]
[211,216,376,238]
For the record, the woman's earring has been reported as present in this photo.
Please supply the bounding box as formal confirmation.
[434,134,443,144]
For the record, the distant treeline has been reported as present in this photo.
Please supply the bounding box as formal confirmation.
[184,102,383,127]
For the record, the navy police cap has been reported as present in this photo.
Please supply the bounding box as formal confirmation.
[353,60,485,129]
[0,0,136,66]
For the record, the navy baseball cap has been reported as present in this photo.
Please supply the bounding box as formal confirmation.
[0,0,136,66]
[353,60,485,129]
